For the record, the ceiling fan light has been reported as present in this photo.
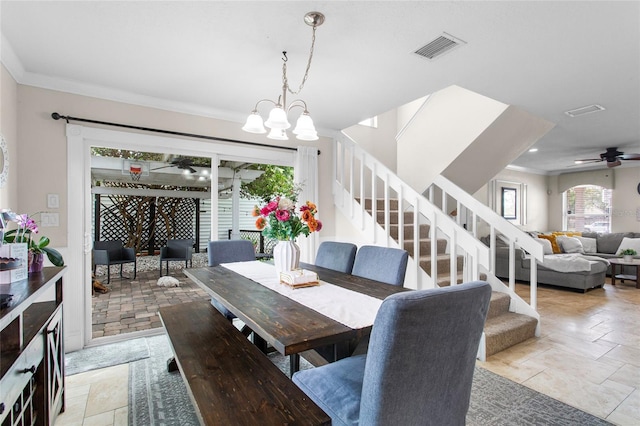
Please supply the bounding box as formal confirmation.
[292,113,316,135]
[242,113,267,134]
[267,128,289,140]
[607,159,622,168]
[264,107,291,130]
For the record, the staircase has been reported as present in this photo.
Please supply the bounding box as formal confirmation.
[365,197,538,357]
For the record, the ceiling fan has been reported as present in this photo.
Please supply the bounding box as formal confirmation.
[152,157,198,173]
[574,147,640,168]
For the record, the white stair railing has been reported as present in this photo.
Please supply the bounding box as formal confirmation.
[333,133,541,327]
[333,133,490,291]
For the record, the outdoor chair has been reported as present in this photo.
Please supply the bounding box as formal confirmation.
[159,239,194,277]
[315,241,357,273]
[293,280,492,426]
[92,240,136,284]
[351,245,409,286]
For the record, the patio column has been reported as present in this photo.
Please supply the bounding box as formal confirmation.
[230,173,241,240]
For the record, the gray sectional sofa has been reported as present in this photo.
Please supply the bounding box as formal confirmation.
[491,232,640,292]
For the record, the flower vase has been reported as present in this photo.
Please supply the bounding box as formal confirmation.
[273,240,300,277]
[28,252,44,273]
[623,255,634,263]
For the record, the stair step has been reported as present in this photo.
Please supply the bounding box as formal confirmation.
[436,272,488,287]
[404,238,447,257]
[361,198,399,211]
[390,223,430,239]
[376,210,415,224]
[484,312,538,357]
[419,254,463,273]
[487,292,511,319]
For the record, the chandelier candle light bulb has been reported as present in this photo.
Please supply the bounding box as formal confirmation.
[242,12,324,141]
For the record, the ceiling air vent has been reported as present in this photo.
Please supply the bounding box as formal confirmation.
[414,33,465,60]
[565,104,606,117]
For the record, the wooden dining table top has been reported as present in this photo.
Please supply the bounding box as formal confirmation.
[183,262,409,357]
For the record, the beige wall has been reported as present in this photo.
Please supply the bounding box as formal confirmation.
[1,64,18,208]
[16,85,334,248]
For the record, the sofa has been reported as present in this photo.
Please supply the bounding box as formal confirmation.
[492,232,640,292]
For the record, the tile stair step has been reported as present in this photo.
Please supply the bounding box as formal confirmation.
[390,223,430,239]
[484,312,538,357]
[404,238,447,257]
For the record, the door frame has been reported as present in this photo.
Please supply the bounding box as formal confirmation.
[66,124,295,351]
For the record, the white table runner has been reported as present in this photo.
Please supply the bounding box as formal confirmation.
[221,261,382,329]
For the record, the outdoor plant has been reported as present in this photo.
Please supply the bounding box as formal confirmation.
[2,213,65,266]
[253,194,321,241]
[618,248,638,256]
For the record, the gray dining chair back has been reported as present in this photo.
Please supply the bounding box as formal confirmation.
[351,245,409,286]
[159,239,194,276]
[92,240,137,284]
[207,240,257,321]
[208,240,256,266]
[293,280,492,426]
[315,241,357,273]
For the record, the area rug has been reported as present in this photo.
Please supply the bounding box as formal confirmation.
[125,335,610,426]
[65,336,150,376]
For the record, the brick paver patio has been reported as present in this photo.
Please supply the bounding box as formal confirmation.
[92,261,211,338]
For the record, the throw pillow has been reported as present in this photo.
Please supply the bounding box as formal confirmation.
[576,236,597,254]
[535,238,554,255]
[556,236,584,254]
[537,234,561,254]
[615,237,640,255]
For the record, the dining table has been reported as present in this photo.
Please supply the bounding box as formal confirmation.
[183,261,409,375]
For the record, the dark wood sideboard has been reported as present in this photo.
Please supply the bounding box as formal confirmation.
[1,267,66,426]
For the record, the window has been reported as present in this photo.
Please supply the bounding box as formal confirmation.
[563,185,612,232]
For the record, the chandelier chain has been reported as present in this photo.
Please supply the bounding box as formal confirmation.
[282,25,317,96]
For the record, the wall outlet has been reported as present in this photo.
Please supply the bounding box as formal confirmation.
[47,193,59,209]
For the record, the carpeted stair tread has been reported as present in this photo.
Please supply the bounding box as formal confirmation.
[404,238,447,257]
[390,223,430,239]
[420,253,464,272]
[487,292,511,319]
[484,312,538,357]
[437,273,488,287]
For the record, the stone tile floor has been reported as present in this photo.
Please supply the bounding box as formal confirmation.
[92,254,211,338]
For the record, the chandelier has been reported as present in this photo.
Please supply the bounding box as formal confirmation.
[242,11,325,141]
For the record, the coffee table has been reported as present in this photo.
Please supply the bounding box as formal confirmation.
[609,258,640,289]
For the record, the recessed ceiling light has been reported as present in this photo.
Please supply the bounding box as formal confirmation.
[528,148,538,153]
[565,104,605,117]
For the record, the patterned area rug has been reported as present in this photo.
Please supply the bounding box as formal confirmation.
[122,335,610,426]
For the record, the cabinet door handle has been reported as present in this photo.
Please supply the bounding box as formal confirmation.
[21,365,36,374]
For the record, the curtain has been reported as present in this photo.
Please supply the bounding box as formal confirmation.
[294,146,319,263]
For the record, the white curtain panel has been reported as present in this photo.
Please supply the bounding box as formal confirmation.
[294,146,319,264]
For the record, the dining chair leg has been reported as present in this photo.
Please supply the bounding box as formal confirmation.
[290,354,300,377]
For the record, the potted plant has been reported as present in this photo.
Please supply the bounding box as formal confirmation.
[618,248,637,263]
[2,213,64,271]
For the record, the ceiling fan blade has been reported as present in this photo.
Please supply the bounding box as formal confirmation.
[188,167,197,174]
[574,158,603,162]
[151,165,172,171]
[619,153,640,160]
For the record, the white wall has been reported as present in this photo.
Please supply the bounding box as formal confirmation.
[0,64,18,208]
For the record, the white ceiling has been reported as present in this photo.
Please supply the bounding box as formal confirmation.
[2,1,639,174]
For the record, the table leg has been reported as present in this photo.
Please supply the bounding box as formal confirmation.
[636,265,640,289]
[612,263,617,286]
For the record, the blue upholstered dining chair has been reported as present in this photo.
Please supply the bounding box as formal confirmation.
[293,281,492,426]
[207,240,256,320]
[351,245,409,286]
[315,241,358,273]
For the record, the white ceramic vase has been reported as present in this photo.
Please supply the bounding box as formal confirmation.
[273,240,300,277]
[623,255,634,263]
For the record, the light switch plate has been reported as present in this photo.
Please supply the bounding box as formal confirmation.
[40,213,59,227]
[47,193,59,209]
